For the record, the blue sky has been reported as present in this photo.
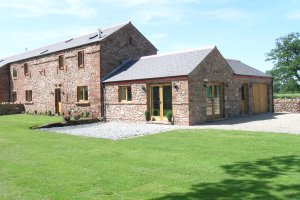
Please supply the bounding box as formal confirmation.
[0,0,299,72]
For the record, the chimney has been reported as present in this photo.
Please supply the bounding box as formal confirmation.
[97,29,102,38]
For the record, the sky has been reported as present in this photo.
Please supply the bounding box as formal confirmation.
[0,0,299,72]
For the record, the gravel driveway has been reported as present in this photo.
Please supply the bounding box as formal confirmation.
[39,113,300,140]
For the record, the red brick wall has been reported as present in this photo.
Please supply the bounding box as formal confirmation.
[0,65,9,102]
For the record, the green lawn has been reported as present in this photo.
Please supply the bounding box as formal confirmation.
[274,92,300,99]
[0,115,300,200]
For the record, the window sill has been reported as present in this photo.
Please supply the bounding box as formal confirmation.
[13,77,17,80]
[76,101,90,106]
[119,100,133,103]
[25,102,33,105]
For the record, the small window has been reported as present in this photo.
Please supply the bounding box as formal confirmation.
[119,86,132,102]
[78,51,84,68]
[24,63,29,76]
[77,86,88,102]
[129,37,133,45]
[12,91,17,102]
[25,90,32,102]
[58,55,64,70]
[13,66,17,78]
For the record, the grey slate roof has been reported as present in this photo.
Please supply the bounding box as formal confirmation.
[103,46,215,82]
[0,22,130,68]
[226,59,270,77]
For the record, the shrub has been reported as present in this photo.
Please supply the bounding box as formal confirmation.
[145,111,150,121]
[74,114,81,121]
[166,111,173,122]
[63,116,71,123]
[47,110,52,116]
[34,110,37,115]
[81,112,85,118]
[86,112,90,118]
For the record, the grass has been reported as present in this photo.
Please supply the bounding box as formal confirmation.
[274,92,300,99]
[0,114,300,199]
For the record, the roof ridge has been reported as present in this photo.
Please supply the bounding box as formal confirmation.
[0,22,130,61]
[140,45,216,60]
[226,58,241,62]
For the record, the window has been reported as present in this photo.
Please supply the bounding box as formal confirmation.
[24,63,29,76]
[77,86,88,102]
[78,51,84,68]
[13,66,17,78]
[119,86,132,102]
[129,37,133,45]
[58,55,64,70]
[25,90,32,102]
[12,92,17,102]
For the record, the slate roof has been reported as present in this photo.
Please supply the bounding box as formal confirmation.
[226,59,270,77]
[102,46,216,82]
[0,22,130,68]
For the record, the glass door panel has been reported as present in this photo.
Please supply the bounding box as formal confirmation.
[206,83,223,119]
[151,86,160,117]
[163,86,172,116]
[214,85,221,115]
[206,85,213,116]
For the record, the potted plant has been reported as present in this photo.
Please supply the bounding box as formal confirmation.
[145,111,150,121]
[166,111,173,123]
[63,115,71,123]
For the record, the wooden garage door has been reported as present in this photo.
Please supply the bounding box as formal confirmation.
[253,84,268,113]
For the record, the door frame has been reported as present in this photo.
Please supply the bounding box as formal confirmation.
[240,83,249,115]
[150,83,172,121]
[206,82,224,120]
[55,88,62,114]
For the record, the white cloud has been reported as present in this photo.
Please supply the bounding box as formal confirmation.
[0,0,97,18]
[288,10,300,20]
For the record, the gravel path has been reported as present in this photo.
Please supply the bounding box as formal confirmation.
[39,113,300,140]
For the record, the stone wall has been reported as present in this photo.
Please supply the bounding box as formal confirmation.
[10,44,101,118]
[188,47,234,125]
[274,98,300,113]
[104,83,148,122]
[0,65,10,102]
[188,47,273,125]
[104,78,189,125]
[0,103,25,115]
[233,76,273,114]
[8,23,157,118]
[100,22,157,79]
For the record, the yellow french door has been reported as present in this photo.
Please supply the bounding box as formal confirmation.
[150,84,172,121]
[206,83,223,120]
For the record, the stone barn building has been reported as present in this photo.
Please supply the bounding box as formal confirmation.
[0,22,272,125]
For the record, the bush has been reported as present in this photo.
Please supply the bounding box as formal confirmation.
[74,114,81,121]
[34,110,37,114]
[145,111,150,121]
[63,116,71,123]
[47,110,52,116]
[166,111,173,122]
[86,112,90,118]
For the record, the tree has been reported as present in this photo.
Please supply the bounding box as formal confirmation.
[266,32,300,92]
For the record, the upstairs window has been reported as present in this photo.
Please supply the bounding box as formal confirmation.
[77,86,88,102]
[12,91,17,102]
[24,63,29,76]
[25,90,32,102]
[58,55,64,70]
[78,51,84,68]
[129,37,133,45]
[13,66,17,78]
[119,86,132,102]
